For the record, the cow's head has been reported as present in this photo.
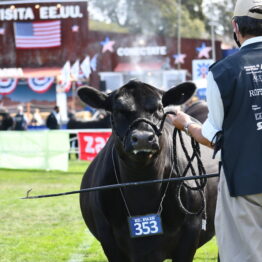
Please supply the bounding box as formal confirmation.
[77,80,195,161]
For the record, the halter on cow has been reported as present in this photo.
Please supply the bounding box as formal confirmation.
[78,80,218,262]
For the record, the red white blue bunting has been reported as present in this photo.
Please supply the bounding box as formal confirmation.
[0,78,18,95]
[28,77,55,93]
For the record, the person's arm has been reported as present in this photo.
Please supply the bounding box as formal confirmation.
[169,111,213,148]
[170,71,224,149]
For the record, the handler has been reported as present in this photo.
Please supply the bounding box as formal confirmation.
[170,0,262,261]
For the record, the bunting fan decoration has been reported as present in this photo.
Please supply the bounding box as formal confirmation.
[28,77,55,93]
[0,78,18,95]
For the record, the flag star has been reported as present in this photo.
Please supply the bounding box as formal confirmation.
[72,25,79,32]
[100,37,115,53]
[173,53,187,64]
[196,42,212,59]
[0,27,5,35]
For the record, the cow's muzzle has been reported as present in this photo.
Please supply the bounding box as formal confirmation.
[111,117,163,156]
[129,129,159,155]
[111,112,176,156]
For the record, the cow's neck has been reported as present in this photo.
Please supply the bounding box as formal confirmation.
[113,138,173,215]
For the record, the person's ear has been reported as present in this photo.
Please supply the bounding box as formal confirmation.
[232,20,241,47]
[232,20,240,35]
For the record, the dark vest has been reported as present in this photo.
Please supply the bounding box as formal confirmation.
[210,42,262,197]
[14,113,27,130]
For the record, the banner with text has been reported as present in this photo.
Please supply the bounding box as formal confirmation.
[78,131,112,161]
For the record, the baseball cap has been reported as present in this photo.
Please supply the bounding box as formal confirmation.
[234,0,262,19]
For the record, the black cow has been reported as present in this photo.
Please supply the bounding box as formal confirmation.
[78,80,218,262]
[184,100,209,124]
[67,110,111,129]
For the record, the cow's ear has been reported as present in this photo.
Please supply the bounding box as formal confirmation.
[162,82,196,106]
[77,86,112,111]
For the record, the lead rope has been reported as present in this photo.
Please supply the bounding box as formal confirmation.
[111,146,174,217]
[172,128,207,224]
[157,144,174,215]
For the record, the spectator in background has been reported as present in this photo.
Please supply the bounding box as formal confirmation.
[46,105,61,130]
[67,111,79,160]
[0,107,13,130]
[13,105,28,130]
[30,108,44,126]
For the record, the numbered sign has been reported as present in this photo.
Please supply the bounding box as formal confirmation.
[78,131,111,161]
[128,214,163,238]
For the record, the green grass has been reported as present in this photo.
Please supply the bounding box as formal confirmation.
[0,161,218,262]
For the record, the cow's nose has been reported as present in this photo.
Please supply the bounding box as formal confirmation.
[130,130,157,149]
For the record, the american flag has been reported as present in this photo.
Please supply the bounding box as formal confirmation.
[14,20,61,49]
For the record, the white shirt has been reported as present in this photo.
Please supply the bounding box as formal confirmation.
[53,110,62,125]
[202,36,262,142]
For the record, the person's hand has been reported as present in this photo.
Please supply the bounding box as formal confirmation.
[168,109,192,131]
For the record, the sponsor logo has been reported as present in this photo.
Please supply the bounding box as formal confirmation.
[253,74,262,82]
[255,113,262,121]
[257,122,262,131]
[249,89,262,97]
[244,64,260,72]
[252,105,261,111]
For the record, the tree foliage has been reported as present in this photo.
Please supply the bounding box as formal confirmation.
[203,0,237,44]
[89,0,207,38]
[182,0,204,20]
[89,0,237,42]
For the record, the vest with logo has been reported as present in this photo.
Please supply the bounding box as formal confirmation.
[210,42,262,197]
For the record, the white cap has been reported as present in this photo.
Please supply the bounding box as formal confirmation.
[234,0,262,19]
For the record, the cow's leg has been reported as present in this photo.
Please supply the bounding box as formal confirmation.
[172,218,201,262]
[96,226,129,262]
[101,241,129,262]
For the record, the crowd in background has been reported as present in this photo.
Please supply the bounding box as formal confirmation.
[0,104,109,131]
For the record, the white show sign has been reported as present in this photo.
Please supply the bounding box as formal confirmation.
[192,59,214,80]
[0,68,23,78]
[117,46,167,57]
[0,5,83,21]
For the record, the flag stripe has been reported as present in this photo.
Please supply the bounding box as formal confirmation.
[34,29,60,34]
[16,43,61,47]
[17,35,61,40]
[16,39,61,44]
[33,21,61,26]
